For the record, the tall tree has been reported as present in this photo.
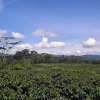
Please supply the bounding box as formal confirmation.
[0,37,21,68]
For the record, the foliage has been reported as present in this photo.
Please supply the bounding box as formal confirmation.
[10,60,32,70]
[0,64,100,100]
[0,36,21,68]
[12,49,100,64]
[0,48,98,68]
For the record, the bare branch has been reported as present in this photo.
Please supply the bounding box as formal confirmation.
[9,47,13,49]
[0,37,15,40]
[0,47,7,50]
[9,41,22,45]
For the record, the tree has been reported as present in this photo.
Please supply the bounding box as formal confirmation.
[14,49,30,60]
[0,37,21,68]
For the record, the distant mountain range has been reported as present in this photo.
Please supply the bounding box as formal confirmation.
[82,55,100,60]
[54,54,100,60]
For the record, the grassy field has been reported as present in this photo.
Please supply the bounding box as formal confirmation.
[0,64,100,100]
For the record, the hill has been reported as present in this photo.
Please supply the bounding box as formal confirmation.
[82,55,100,60]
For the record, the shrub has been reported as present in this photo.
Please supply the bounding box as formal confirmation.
[11,60,32,70]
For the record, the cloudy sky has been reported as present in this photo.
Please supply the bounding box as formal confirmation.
[0,0,100,55]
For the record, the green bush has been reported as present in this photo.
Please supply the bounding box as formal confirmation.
[11,60,32,70]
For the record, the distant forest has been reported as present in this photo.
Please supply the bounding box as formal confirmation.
[9,49,100,64]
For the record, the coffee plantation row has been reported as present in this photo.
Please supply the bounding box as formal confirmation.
[0,63,100,100]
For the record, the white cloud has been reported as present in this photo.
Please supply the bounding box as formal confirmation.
[0,29,7,37]
[33,29,57,37]
[50,41,66,48]
[0,0,16,12]
[84,48,100,54]
[12,32,25,39]
[37,44,100,55]
[10,37,66,54]
[76,50,81,54]
[9,41,100,55]
[83,38,97,47]
[16,43,32,50]
[7,36,100,55]
[9,43,33,54]
[35,37,50,48]
[34,37,65,48]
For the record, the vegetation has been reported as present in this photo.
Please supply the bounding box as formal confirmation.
[13,49,100,64]
[0,36,100,100]
[0,64,100,100]
[0,37,21,68]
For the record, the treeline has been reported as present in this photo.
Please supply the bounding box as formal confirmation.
[10,49,100,64]
[0,36,100,66]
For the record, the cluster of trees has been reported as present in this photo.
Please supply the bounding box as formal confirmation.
[12,49,100,64]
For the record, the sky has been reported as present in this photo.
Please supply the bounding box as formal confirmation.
[0,0,100,55]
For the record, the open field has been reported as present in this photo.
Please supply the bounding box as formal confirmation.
[0,64,100,100]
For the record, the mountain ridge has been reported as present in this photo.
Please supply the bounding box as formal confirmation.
[82,55,100,60]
